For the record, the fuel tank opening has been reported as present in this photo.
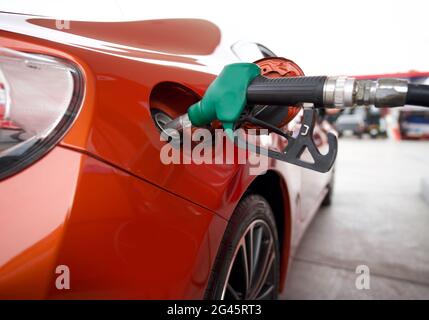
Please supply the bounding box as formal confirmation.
[152,109,173,132]
[149,81,201,143]
[151,108,181,143]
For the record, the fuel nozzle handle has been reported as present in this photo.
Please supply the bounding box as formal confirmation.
[247,75,429,108]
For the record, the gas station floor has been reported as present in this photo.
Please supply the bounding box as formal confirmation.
[283,138,429,299]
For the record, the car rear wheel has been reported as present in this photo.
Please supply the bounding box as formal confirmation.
[205,194,280,300]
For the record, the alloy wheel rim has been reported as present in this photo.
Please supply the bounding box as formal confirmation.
[221,219,277,300]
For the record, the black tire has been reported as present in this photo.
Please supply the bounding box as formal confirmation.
[205,194,280,300]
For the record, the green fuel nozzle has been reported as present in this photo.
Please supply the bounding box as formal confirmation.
[187,63,260,137]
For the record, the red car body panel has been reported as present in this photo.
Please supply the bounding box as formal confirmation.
[0,13,333,299]
[0,147,226,299]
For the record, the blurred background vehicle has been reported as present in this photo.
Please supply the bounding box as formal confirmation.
[335,108,366,138]
[364,107,388,138]
[398,106,429,139]
[332,107,387,139]
[395,76,429,140]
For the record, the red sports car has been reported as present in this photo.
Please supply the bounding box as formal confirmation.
[0,12,335,299]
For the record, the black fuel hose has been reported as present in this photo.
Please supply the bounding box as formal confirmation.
[247,75,429,109]
[406,84,429,107]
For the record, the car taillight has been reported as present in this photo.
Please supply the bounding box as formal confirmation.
[0,47,83,180]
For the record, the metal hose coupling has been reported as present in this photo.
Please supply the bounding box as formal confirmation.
[323,76,408,108]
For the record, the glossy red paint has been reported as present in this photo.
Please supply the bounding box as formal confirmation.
[0,12,334,299]
[0,146,226,299]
